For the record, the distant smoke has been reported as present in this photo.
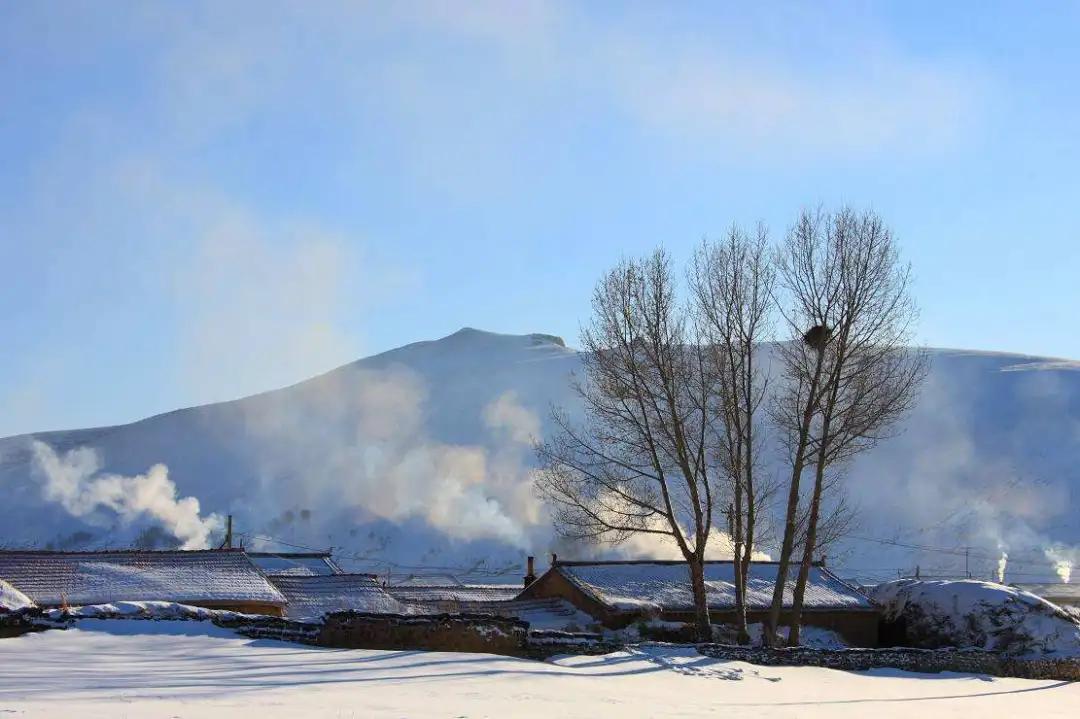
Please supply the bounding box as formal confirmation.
[618,520,772,562]
[483,390,541,445]
[842,359,1080,583]
[997,551,1008,584]
[1045,546,1076,584]
[31,441,222,549]
[234,367,546,552]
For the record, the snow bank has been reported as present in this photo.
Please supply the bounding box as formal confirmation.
[0,579,34,612]
[870,579,1080,656]
[41,600,255,623]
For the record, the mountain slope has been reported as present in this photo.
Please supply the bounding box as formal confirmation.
[1,328,1078,583]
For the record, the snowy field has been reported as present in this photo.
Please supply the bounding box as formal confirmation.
[0,621,1077,718]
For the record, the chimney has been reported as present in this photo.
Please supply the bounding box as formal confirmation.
[523,556,537,587]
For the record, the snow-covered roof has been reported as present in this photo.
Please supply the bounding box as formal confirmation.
[248,552,341,577]
[553,561,873,613]
[1014,583,1080,603]
[390,574,464,587]
[387,584,522,603]
[269,574,409,620]
[0,578,34,612]
[0,550,286,607]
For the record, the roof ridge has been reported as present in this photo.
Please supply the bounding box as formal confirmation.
[270,573,378,581]
[555,559,821,567]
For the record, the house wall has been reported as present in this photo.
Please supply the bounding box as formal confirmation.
[520,570,879,646]
[517,570,616,627]
[319,612,527,655]
[660,609,879,648]
[197,600,286,617]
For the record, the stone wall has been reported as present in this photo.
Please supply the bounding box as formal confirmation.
[213,614,321,645]
[319,611,528,655]
[697,643,1080,682]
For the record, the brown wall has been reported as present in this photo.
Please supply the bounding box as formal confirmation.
[319,613,527,655]
[521,570,878,647]
[518,570,614,627]
[197,601,285,617]
[661,609,879,648]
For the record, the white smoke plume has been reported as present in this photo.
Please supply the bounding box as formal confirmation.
[997,550,1008,584]
[31,441,222,549]
[234,368,546,552]
[617,519,772,562]
[839,358,1080,583]
[1045,546,1076,584]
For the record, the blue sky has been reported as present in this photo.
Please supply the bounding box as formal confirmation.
[2,1,1078,437]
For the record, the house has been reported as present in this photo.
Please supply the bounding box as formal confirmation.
[247,551,342,577]
[268,574,409,621]
[1013,583,1080,609]
[386,575,522,614]
[0,549,287,616]
[518,559,879,646]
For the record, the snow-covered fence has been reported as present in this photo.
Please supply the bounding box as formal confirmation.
[697,644,1080,681]
[319,611,529,655]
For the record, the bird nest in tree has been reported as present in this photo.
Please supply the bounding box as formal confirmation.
[802,324,832,351]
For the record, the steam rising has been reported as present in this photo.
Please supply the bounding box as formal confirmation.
[843,358,1080,583]
[31,441,222,549]
[235,370,547,551]
[1045,546,1075,584]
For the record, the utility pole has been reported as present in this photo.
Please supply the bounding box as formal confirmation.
[964,547,970,578]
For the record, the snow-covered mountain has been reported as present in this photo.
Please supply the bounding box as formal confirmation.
[1,327,1078,584]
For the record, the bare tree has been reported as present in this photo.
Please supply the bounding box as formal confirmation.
[765,208,926,646]
[535,250,722,641]
[689,224,775,644]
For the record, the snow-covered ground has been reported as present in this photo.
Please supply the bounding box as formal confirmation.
[0,620,1077,718]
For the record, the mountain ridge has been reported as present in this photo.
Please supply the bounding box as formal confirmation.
[2,328,1078,584]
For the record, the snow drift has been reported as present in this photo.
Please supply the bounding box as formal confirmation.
[870,579,1080,656]
[0,579,33,613]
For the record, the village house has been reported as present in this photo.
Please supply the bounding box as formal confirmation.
[268,573,409,621]
[386,574,522,614]
[0,549,287,616]
[1014,583,1080,610]
[517,558,880,646]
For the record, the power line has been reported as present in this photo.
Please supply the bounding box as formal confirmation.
[844,534,1068,569]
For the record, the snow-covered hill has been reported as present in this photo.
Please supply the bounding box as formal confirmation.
[1,328,1078,584]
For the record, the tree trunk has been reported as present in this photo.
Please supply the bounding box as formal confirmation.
[688,558,712,642]
[740,458,756,646]
[765,356,825,647]
[764,452,804,646]
[732,485,749,644]
[739,344,756,646]
[790,380,838,647]
[788,459,825,646]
